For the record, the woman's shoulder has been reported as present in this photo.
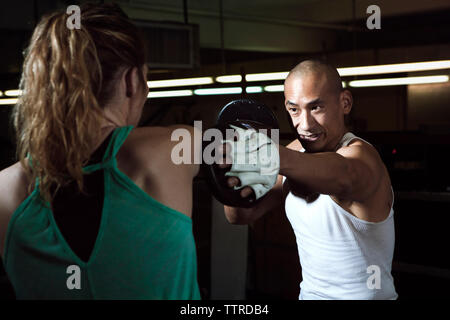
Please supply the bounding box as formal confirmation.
[0,162,31,211]
[120,125,201,176]
[0,161,31,256]
[128,125,201,144]
[123,125,197,157]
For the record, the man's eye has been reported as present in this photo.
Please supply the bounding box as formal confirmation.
[289,107,298,113]
[312,105,322,111]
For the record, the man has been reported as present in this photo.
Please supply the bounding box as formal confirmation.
[223,59,397,300]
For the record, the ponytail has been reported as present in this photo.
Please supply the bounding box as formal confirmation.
[12,3,146,204]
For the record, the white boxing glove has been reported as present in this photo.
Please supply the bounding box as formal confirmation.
[222,124,280,200]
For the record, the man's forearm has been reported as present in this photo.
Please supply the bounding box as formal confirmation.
[278,145,352,197]
[224,205,258,225]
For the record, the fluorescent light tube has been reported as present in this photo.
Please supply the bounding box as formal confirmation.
[194,87,242,95]
[147,77,213,88]
[264,85,284,92]
[0,98,18,105]
[216,75,242,83]
[348,75,449,87]
[246,86,263,93]
[148,90,193,98]
[246,72,289,82]
[338,60,450,77]
[5,89,22,97]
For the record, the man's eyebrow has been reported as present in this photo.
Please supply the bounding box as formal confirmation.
[285,100,298,107]
[286,98,323,108]
[305,98,323,107]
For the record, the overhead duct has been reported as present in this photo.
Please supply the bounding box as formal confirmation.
[134,20,200,69]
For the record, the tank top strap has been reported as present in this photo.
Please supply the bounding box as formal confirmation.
[334,132,373,151]
[83,125,134,173]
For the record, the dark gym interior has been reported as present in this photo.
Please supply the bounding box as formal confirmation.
[1,0,450,300]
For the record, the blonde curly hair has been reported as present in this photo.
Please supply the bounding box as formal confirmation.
[11,3,147,205]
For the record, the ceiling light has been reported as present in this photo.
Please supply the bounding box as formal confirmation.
[338,60,450,77]
[5,89,22,97]
[246,86,263,93]
[0,98,18,105]
[147,77,213,88]
[148,90,193,98]
[348,75,449,87]
[246,72,289,82]
[264,85,284,92]
[216,75,242,83]
[194,87,242,95]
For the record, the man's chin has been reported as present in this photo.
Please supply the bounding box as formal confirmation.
[299,136,326,153]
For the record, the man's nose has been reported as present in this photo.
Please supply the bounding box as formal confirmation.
[295,111,314,132]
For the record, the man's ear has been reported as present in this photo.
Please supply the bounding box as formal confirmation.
[340,89,353,115]
[124,67,139,98]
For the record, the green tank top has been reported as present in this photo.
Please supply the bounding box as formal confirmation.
[2,126,201,299]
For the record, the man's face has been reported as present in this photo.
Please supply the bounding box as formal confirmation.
[284,72,349,152]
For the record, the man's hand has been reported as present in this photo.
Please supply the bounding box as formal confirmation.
[218,124,280,201]
[218,144,254,199]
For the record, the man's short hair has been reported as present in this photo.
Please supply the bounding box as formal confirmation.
[287,59,343,95]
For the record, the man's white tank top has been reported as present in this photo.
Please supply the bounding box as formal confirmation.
[284,132,398,300]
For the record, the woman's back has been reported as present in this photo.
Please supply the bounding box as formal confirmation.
[116,125,200,218]
[0,3,203,299]
[1,125,201,299]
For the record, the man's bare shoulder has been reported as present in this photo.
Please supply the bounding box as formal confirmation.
[336,138,383,171]
[335,137,393,221]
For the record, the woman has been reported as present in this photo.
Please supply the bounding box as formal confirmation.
[0,3,201,299]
